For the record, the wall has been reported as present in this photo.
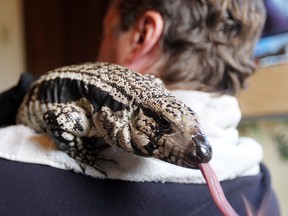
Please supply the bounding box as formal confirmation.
[0,0,24,91]
[238,63,288,118]
[23,0,108,75]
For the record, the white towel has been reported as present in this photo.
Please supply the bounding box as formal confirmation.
[0,90,263,183]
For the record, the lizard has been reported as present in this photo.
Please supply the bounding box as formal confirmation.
[16,62,212,175]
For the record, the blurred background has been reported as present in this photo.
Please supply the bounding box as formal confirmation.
[0,0,109,91]
[0,0,288,215]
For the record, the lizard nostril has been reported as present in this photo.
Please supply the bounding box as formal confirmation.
[195,145,212,163]
[191,134,212,163]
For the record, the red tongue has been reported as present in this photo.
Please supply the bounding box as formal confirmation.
[199,163,239,216]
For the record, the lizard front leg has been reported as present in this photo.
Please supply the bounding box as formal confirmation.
[43,104,111,176]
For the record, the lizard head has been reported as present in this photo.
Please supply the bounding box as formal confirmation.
[129,96,212,169]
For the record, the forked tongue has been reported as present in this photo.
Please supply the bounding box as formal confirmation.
[199,163,239,216]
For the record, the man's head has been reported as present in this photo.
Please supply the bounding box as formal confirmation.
[97,0,266,95]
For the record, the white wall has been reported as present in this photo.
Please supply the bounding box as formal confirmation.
[0,0,25,91]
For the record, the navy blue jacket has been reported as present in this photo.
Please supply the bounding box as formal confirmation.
[0,159,280,216]
[0,73,281,216]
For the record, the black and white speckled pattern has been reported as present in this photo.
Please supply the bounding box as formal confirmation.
[16,62,212,174]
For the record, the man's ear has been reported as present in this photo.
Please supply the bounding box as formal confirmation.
[125,10,164,64]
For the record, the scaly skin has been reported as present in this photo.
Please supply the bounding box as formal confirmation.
[16,62,212,174]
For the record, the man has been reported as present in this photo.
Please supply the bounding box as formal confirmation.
[97,0,262,95]
[0,0,281,215]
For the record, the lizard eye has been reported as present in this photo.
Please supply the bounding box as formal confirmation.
[158,116,171,132]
